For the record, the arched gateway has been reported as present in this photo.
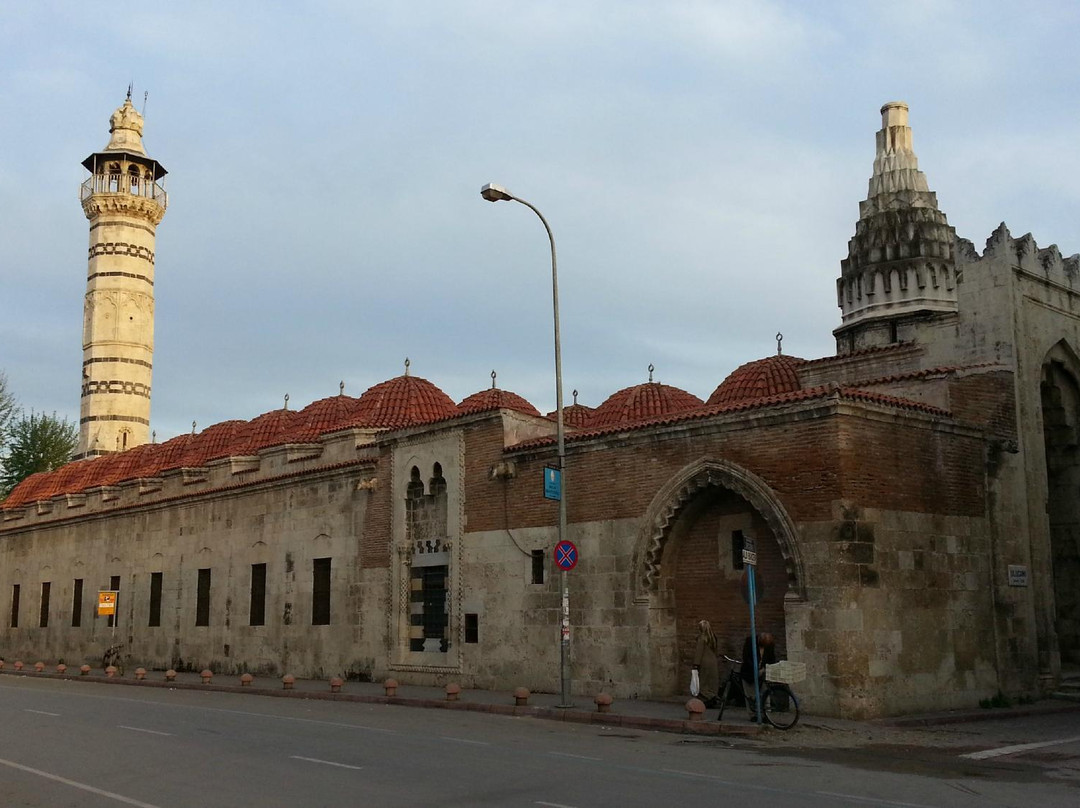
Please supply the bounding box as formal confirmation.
[634,458,806,697]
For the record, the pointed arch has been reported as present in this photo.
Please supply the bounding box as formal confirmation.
[634,457,805,601]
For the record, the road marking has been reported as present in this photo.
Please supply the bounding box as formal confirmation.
[959,734,1080,760]
[441,736,490,745]
[291,755,364,771]
[119,725,173,737]
[536,802,579,808]
[0,757,163,808]
[25,709,60,716]
[548,751,601,761]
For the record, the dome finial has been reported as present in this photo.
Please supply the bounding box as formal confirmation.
[491,369,497,389]
[648,363,655,383]
[339,380,345,396]
[191,420,197,435]
[152,430,157,444]
[776,332,783,356]
[572,389,579,405]
[283,393,290,411]
[404,357,411,377]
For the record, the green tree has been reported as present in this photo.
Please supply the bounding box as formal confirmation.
[0,371,15,448]
[0,411,78,497]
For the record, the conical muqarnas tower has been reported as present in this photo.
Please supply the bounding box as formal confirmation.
[77,91,167,458]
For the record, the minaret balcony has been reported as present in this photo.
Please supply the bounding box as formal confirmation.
[80,173,168,210]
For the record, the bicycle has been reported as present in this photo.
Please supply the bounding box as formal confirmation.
[102,643,125,676]
[715,654,800,730]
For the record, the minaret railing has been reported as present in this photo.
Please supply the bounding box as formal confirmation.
[80,174,167,207]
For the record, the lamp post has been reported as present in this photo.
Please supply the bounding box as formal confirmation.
[481,182,572,707]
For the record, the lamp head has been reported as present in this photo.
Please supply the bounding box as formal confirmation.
[481,182,513,202]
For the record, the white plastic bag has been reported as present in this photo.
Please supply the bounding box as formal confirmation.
[690,669,700,697]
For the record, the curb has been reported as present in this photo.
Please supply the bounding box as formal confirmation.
[0,670,761,738]
[878,700,1080,727]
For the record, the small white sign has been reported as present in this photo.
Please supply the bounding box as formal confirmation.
[742,550,757,567]
[1007,565,1028,587]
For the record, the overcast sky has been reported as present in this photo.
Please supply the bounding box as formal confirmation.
[2,1,1079,440]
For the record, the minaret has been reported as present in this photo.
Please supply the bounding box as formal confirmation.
[834,102,957,354]
[77,90,167,458]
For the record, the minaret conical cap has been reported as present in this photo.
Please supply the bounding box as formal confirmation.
[104,94,147,156]
[860,100,936,218]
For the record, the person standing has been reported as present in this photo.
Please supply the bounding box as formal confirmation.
[692,620,721,708]
[741,632,777,720]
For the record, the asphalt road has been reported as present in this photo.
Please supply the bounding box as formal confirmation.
[0,677,1077,807]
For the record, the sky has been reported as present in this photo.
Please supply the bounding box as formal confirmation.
[2,1,1080,441]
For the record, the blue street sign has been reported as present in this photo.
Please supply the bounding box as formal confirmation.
[544,467,561,500]
[554,540,578,571]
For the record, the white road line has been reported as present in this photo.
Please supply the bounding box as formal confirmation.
[536,802,579,808]
[290,755,364,771]
[441,736,490,745]
[119,725,173,737]
[0,757,163,808]
[959,734,1080,760]
[814,790,937,808]
[24,709,60,716]
[548,751,602,761]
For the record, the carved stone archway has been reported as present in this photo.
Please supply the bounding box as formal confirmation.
[634,457,805,602]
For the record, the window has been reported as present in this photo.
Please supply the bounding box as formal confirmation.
[531,550,545,585]
[465,613,479,644]
[39,583,50,628]
[72,578,83,627]
[312,558,331,626]
[249,563,266,626]
[10,584,20,628]
[410,565,448,652]
[148,572,162,627]
[195,569,211,626]
[107,575,120,628]
[732,530,745,571]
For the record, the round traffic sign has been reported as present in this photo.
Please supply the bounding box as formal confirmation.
[554,540,578,571]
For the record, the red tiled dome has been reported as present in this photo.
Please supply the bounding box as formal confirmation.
[30,459,92,500]
[82,444,158,490]
[707,354,805,406]
[459,388,540,417]
[1,471,51,509]
[138,433,195,477]
[545,403,595,428]
[352,374,458,428]
[291,394,364,441]
[231,408,302,455]
[179,420,250,467]
[590,382,704,428]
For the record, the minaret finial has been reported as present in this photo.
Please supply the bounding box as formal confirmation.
[572,389,579,405]
[404,357,411,377]
[491,369,497,389]
[648,364,655,383]
[283,393,290,410]
[339,380,345,396]
[126,82,133,101]
[776,332,783,356]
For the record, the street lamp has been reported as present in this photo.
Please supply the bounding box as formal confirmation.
[480,182,572,708]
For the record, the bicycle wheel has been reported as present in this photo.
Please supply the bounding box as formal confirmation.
[762,684,799,729]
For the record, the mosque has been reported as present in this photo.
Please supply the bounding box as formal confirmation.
[1,97,1077,718]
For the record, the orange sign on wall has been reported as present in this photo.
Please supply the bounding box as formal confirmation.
[97,590,117,616]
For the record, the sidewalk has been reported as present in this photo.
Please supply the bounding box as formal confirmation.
[4,664,1078,743]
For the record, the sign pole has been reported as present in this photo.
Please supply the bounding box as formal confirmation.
[553,537,578,708]
[748,567,762,725]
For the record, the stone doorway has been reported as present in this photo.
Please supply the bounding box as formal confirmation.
[636,459,803,698]
[1042,347,1080,665]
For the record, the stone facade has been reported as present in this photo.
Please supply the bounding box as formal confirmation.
[1,100,1077,719]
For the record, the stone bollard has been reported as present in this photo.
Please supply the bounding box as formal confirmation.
[56,663,67,675]
[240,673,254,687]
[34,661,45,673]
[200,669,213,684]
[445,682,461,702]
[513,686,530,706]
[105,666,118,678]
[135,668,147,681]
[686,698,706,722]
[0,659,5,670]
[13,661,23,672]
[165,669,177,682]
[282,674,295,690]
[384,678,398,697]
[329,677,343,693]
[594,693,614,714]
[80,664,91,676]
